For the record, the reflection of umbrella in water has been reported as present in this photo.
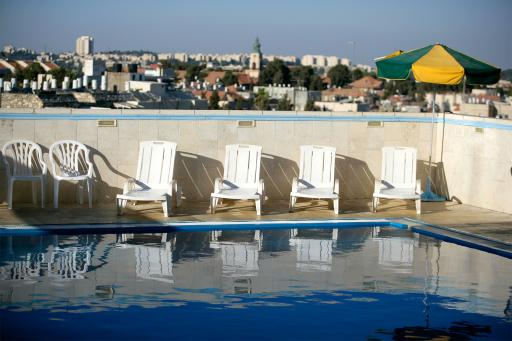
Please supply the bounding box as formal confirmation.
[375,44,501,201]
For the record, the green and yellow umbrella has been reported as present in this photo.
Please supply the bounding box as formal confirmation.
[376,43,500,85]
[375,44,501,201]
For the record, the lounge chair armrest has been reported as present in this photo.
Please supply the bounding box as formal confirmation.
[291,177,299,192]
[40,161,48,176]
[214,178,223,193]
[416,179,422,194]
[123,178,136,194]
[373,179,385,194]
[334,178,340,195]
[86,161,94,178]
[258,179,265,196]
[167,179,178,195]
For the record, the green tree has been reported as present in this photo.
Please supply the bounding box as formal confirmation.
[222,70,238,86]
[259,59,291,86]
[305,99,317,111]
[13,63,46,83]
[291,66,314,88]
[185,64,205,82]
[48,67,78,86]
[254,88,270,110]
[309,75,324,91]
[351,68,364,81]
[277,94,293,111]
[209,90,220,109]
[328,65,351,87]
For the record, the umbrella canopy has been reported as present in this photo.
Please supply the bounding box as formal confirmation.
[376,44,500,85]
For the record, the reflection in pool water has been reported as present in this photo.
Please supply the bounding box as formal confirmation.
[1,227,511,340]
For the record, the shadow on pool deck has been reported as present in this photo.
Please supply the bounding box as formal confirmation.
[1,198,511,242]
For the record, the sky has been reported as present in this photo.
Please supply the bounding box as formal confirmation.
[1,0,511,68]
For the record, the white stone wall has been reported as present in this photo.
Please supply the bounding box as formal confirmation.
[0,109,510,214]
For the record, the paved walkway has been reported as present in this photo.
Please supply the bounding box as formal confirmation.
[1,199,511,243]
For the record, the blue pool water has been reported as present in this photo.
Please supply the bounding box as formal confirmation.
[1,226,511,340]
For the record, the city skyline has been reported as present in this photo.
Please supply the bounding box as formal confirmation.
[0,0,511,68]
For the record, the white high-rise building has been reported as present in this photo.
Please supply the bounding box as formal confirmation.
[76,36,94,56]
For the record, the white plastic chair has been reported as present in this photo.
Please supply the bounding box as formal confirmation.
[49,140,94,209]
[289,145,340,214]
[2,140,47,209]
[116,141,181,217]
[210,144,265,215]
[373,146,422,214]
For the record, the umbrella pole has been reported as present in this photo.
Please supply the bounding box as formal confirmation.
[422,87,445,202]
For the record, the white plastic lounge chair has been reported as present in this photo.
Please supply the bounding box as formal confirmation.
[210,144,265,215]
[116,141,181,217]
[289,145,340,214]
[50,140,94,208]
[2,140,47,209]
[373,146,422,214]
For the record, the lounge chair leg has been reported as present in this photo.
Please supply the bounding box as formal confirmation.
[117,198,123,216]
[210,196,216,214]
[40,177,45,208]
[53,180,60,209]
[87,179,93,208]
[162,195,171,217]
[373,197,378,213]
[289,196,296,213]
[32,182,37,205]
[415,199,421,215]
[255,198,261,216]
[333,198,339,214]
[7,179,13,209]
[78,181,84,205]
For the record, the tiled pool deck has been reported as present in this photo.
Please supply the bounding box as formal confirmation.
[1,199,511,244]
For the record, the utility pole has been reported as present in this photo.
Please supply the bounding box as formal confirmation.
[348,41,356,66]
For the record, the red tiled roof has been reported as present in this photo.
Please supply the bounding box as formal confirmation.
[204,71,225,85]
[349,76,383,89]
[238,73,257,85]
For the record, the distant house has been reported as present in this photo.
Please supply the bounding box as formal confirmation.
[349,76,383,91]
[204,71,225,85]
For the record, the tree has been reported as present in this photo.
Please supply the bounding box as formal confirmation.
[328,64,351,87]
[291,66,314,88]
[351,68,364,81]
[305,99,317,111]
[13,63,46,83]
[254,88,270,110]
[48,67,78,86]
[259,59,291,86]
[309,75,324,91]
[222,70,238,86]
[185,64,205,82]
[277,94,293,111]
[209,91,220,109]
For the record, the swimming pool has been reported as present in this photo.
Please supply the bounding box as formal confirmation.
[1,224,511,340]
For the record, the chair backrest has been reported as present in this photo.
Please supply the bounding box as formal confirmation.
[223,144,262,187]
[381,147,417,188]
[2,140,44,176]
[49,140,91,177]
[298,145,336,188]
[135,141,177,189]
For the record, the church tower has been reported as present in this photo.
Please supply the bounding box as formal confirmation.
[246,37,262,79]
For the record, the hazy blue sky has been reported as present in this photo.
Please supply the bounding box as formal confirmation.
[1,0,510,68]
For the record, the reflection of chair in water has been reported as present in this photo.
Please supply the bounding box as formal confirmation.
[376,236,416,273]
[210,230,261,277]
[289,229,337,272]
[48,245,92,279]
[0,252,45,280]
[118,233,175,284]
